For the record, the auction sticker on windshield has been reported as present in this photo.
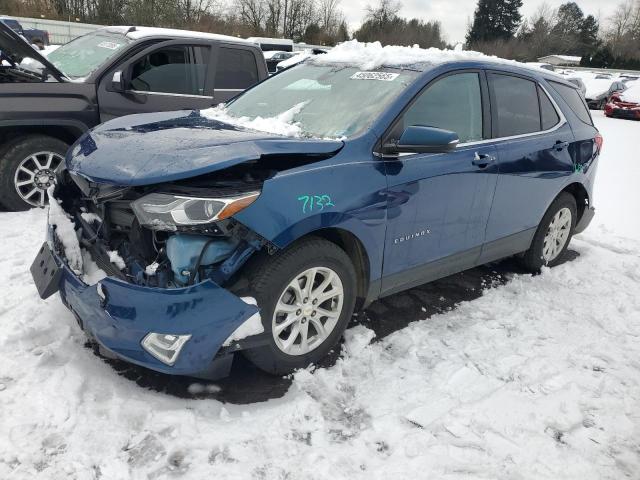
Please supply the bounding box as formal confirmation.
[350,71,400,81]
[97,41,121,50]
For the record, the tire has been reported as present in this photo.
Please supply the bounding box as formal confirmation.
[241,237,357,375]
[0,135,68,211]
[522,192,577,272]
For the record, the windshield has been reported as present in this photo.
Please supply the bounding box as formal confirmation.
[47,31,131,79]
[225,64,418,138]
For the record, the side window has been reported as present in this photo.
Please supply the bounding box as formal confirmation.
[549,80,593,126]
[215,47,259,90]
[539,86,560,130]
[129,45,209,96]
[489,73,540,137]
[399,72,483,144]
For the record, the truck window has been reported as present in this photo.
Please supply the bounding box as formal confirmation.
[130,45,209,96]
[214,48,259,90]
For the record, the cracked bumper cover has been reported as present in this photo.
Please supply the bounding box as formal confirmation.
[53,250,260,378]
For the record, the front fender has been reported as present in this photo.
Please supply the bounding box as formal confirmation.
[233,157,388,284]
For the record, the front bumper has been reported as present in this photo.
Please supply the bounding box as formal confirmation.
[39,240,260,378]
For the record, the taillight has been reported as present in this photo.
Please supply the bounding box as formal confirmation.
[594,132,603,155]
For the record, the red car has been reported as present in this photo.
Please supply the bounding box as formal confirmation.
[605,83,640,120]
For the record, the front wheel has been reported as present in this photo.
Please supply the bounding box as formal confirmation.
[242,237,357,375]
[0,135,68,211]
[522,192,577,271]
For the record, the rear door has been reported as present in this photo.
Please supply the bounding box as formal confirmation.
[480,71,575,263]
[380,70,499,295]
[97,40,215,121]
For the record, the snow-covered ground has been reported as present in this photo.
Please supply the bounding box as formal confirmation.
[0,111,639,479]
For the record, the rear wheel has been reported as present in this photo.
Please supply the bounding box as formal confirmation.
[242,237,357,375]
[522,192,577,271]
[0,135,68,211]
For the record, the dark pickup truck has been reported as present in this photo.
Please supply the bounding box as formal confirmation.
[0,23,268,210]
[0,17,50,49]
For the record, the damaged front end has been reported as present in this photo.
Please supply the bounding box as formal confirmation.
[33,165,280,379]
[56,163,276,290]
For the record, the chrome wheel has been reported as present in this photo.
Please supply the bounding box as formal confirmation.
[272,267,344,356]
[542,207,572,263]
[14,151,64,207]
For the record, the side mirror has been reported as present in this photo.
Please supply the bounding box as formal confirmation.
[111,70,125,92]
[385,126,459,154]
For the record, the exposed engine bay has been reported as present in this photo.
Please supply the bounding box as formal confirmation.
[52,162,278,289]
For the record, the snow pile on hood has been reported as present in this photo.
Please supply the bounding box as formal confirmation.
[583,78,615,99]
[201,102,306,137]
[47,188,82,274]
[309,40,518,70]
[620,83,640,103]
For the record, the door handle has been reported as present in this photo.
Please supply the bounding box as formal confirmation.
[554,141,570,151]
[472,152,495,167]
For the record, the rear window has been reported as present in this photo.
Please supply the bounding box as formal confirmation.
[215,48,259,89]
[489,73,541,137]
[549,81,593,126]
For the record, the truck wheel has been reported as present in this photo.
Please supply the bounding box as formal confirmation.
[242,237,357,375]
[522,192,577,272]
[0,135,68,211]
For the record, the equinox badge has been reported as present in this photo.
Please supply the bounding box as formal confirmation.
[394,229,431,244]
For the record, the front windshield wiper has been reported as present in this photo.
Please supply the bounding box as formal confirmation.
[0,64,46,82]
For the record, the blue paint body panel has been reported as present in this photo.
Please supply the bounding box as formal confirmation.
[52,59,600,377]
[56,251,257,376]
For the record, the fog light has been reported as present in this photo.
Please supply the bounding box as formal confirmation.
[141,333,191,366]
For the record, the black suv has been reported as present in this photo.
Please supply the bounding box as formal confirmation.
[0,24,267,210]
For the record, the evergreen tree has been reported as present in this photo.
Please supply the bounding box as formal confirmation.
[466,0,523,45]
[579,15,600,52]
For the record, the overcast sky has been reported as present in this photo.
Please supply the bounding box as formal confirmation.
[342,0,621,44]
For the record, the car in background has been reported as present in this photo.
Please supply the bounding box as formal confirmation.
[524,62,586,96]
[525,62,555,72]
[32,46,601,380]
[565,76,586,96]
[276,48,328,72]
[584,78,626,109]
[0,23,267,210]
[263,50,299,74]
[605,82,640,120]
[620,74,639,84]
[0,16,49,49]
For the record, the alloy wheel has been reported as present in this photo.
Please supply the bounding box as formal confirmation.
[542,207,572,263]
[272,266,344,356]
[13,151,64,207]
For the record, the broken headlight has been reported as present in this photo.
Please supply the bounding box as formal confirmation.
[131,191,260,231]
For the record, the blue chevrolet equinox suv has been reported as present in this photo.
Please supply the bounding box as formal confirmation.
[31,44,601,379]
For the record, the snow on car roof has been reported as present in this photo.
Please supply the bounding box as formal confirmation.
[620,82,640,103]
[583,77,617,99]
[309,40,521,71]
[100,26,252,45]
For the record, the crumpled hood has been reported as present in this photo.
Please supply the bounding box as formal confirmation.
[67,110,344,186]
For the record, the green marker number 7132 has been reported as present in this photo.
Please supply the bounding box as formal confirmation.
[297,194,335,214]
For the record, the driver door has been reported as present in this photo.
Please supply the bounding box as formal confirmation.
[97,40,215,122]
[380,70,499,295]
